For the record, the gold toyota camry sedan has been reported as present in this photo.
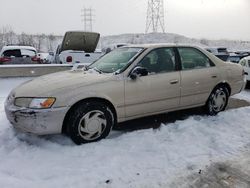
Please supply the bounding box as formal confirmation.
[5,43,245,144]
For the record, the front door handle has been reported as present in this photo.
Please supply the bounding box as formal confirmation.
[211,75,217,78]
[170,79,179,84]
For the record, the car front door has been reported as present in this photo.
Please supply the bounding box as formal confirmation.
[124,47,181,118]
[178,47,220,107]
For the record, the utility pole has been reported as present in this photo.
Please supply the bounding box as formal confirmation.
[81,8,93,32]
[145,0,165,33]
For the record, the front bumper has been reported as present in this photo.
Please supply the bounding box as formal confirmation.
[4,99,69,135]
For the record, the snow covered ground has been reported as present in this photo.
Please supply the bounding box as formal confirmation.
[0,78,250,188]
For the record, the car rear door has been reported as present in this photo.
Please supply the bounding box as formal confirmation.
[178,47,220,107]
[124,47,181,118]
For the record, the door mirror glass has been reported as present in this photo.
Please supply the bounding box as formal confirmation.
[130,66,148,80]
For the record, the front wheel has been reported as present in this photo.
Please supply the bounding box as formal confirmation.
[205,86,229,116]
[66,101,114,144]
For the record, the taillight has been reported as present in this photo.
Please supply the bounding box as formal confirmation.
[66,56,72,63]
[31,56,40,62]
[0,57,11,63]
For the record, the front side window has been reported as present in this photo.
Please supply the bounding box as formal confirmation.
[88,47,143,73]
[138,48,176,74]
[178,47,213,70]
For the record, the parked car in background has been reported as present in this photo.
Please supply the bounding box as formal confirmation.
[53,44,62,64]
[227,53,241,63]
[53,31,103,65]
[37,52,53,64]
[227,51,250,64]
[5,44,245,144]
[206,47,229,61]
[239,56,250,83]
[102,43,129,54]
[235,51,250,57]
[0,45,40,64]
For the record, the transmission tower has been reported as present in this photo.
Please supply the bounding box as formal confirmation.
[81,8,94,32]
[145,0,165,33]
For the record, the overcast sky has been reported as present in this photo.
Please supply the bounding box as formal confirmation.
[0,0,249,40]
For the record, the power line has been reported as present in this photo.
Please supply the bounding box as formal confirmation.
[145,0,165,33]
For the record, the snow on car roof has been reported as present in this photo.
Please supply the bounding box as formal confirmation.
[1,45,37,52]
[125,43,202,49]
[242,55,250,60]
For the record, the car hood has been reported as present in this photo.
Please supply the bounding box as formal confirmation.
[12,70,112,97]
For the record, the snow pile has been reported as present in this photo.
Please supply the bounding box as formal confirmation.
[99,33,250,51]
[0,78,250,188]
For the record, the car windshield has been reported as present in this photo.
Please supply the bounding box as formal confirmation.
[88,47,143,73]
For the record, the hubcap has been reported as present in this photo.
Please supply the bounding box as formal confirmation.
[78,110,107,140]
[211,89,227,112]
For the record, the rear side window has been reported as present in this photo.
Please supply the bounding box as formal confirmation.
[3,49,22,57]
[178,47,213,70]
[21,49,36,57]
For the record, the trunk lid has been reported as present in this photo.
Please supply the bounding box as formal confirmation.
[60,31,100,53]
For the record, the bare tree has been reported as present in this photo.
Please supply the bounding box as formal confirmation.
[17,32,35,46]
[47,34,56,51]
[200,38,209,46]
[0,26,16,46]
[35,34,46,52]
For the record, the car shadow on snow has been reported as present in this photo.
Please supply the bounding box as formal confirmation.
[114,97,250,133]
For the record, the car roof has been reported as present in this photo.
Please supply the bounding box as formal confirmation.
[242,55,250,60]
[1,45,37,52]
[124,43,203,49]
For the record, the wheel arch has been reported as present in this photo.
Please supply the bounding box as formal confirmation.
[205,81,231,105]
[213,81,231,96]
[62,97,118,134]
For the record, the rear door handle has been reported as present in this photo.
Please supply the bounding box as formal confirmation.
[170,79,179,84]
[211,75,217,78]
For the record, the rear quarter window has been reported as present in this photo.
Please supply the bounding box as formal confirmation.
[21,49,36,57]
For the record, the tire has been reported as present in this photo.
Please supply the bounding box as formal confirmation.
[66,101,114,144]
[205,86,229,116]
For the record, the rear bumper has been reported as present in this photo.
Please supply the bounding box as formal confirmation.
[4,101,68,135]
[231,79,246,95]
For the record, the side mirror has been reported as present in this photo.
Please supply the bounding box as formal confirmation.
[130,66,148,80]
[49,52,54,56]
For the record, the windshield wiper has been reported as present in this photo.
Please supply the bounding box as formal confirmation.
[93,67,103,74]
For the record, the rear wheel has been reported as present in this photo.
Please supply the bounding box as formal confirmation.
[205,86,229,115]
[66,101,114,144]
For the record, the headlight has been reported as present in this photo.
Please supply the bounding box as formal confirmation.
[14,97,56,109]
